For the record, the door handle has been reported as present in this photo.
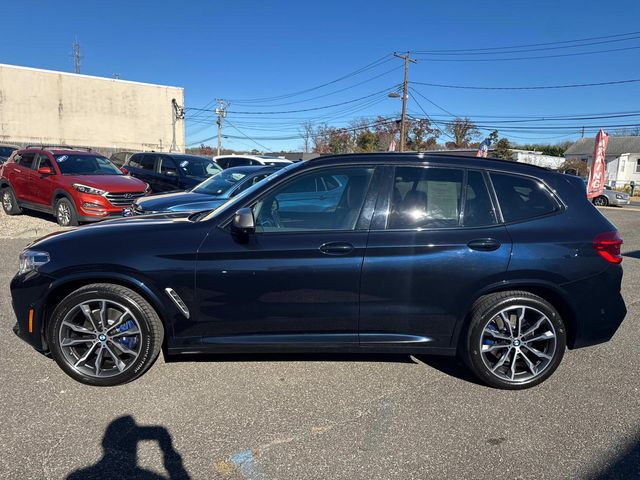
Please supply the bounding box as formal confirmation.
[467,238,501,251]
[319,242,354,255]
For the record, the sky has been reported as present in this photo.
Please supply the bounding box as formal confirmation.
[1,0,640,152]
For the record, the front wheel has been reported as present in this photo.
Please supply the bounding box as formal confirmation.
[47,283,164,386]
[2,187,22,215]
[593,196,609,207]
[55,197,79,226]
[462,291,566,390]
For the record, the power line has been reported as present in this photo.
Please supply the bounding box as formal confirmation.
[413,45,640,62]
[409,87,457,117]
[414,30,640,53]
[411,78,640,90]
[224,54,394,104]
[187,86,398,115]
[413,34,640,55]
[406,90,454,140]
[225,120,272,152]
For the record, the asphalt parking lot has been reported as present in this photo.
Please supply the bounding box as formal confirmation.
[0,208,638,480]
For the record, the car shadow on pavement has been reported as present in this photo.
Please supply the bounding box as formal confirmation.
[585,431,640,480]
[65,415,191,480]
[165,352,485,386]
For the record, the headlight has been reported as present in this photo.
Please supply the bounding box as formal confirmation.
[73,183,106,196]
[18,250,50,274]
[616,194,626,200]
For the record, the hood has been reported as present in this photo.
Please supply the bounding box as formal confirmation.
[135,191,227,213]
[59,174,147,192]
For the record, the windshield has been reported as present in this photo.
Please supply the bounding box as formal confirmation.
[197,162,301,222]
[175,156,221,178]
[193,170,249,195]
[55,154,122,175]
[0,147,16,158]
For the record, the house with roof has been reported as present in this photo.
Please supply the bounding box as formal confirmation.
[564,136,640,187]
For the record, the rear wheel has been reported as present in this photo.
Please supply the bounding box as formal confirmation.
[2,187,22,215]
[47,283,164,386]
[593,195,608,207]
[55,197,79,226]
[462,291,566,389]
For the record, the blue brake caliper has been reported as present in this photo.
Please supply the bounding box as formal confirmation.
[116,320,138,350]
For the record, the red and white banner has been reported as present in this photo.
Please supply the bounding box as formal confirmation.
[586,129,609,199]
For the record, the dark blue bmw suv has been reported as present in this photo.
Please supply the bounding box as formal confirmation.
[10,153,626,389]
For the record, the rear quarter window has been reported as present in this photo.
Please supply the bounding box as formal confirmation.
[490,172,559,223]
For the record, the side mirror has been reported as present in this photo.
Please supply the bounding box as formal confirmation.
[231,208,255,240]
[120,166,129,175]
[38,166,53,175]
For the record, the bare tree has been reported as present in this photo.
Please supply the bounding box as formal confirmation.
[299,121,315,152]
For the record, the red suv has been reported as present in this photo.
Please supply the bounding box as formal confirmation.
[0,147,149,226]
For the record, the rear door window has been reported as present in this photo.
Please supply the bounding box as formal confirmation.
[159,156,178,176]
[490,172,559,222]
[388,167,463,229]
[463,171,498,227]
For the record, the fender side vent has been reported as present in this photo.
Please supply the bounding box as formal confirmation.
[165,288,190,319]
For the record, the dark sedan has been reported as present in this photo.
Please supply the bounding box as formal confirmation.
[130,166,279,215]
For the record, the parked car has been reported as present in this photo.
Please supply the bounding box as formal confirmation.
[0,144,19,164]
[592,185,630,207]
[130,166,279,215]
[123,152,222,193]
[0,147,149,226]
[213,154,292,169]
[109,150,137,167]
[10,153,626,389]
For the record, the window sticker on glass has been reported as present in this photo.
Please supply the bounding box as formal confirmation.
[231,173,245,181]
[427,181,459,220]
[57,155,69,163]
[179,160,189,168]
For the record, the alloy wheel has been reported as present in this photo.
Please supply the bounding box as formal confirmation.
[57,202,71,226]
[58,299,142,378]
[2,191,13,211]
[479,305,557,383]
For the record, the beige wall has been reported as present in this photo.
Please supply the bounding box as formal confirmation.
[0,64,185,152]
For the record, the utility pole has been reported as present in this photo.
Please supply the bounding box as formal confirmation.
[170,98,185,152]
[71,38,82,74]
[394,52,417,152]
[215,99,229,156]
[581,126,585,138]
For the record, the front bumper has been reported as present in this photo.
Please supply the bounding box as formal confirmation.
[10,270,55,353]
[610,196,631,206]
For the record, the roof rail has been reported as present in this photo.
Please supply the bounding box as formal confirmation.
[24,144,93,151]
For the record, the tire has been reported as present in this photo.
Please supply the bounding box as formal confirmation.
[2,186,22,215]
[47,283,164,386]
[461,291,566,390]
[55,197,79,226]
[593,196,608,207]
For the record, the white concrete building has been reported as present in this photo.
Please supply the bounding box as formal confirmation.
[510,149,564,170]
[564,136,640,187]
[0,63,185,153]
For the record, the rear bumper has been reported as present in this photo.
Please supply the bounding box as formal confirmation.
[563,265,626,348]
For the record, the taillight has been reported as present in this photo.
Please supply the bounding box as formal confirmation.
[593,231,623,264]
[120,166,129,175]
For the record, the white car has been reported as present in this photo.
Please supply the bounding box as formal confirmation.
[213,154,292,169]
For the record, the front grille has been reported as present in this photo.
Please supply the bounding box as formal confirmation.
[105,191,146,207]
